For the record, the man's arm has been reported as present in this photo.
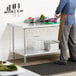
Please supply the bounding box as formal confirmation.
[56,0,67,14]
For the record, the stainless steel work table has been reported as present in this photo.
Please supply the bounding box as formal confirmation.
[8,22,59,64]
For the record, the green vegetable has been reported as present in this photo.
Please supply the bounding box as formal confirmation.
[0,64,17,71]
[40,14,46,19]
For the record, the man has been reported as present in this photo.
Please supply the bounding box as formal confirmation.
[54,0,76,65]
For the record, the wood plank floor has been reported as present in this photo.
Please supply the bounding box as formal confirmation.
[9,53,59,66]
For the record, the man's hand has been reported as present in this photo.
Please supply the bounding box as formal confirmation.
[55,14,61,19]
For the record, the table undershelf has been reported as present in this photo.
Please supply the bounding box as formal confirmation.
[14,49,60,57]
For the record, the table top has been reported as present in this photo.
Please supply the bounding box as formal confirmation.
[0,62,40,76]
[8,22,59,29]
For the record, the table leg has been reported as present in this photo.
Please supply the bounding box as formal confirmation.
[12,26,16,63]
[24,29,26,64]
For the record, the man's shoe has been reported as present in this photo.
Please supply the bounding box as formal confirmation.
[54,61,67,65]
[68,58,76,62]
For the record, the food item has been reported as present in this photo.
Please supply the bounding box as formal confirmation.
[40,14,46,19]
[28,17,36,23]
[0,64,17,71]
[39,14,46,22]
[45,18,57,23]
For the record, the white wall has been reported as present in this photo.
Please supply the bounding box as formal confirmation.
[22,0,59,18]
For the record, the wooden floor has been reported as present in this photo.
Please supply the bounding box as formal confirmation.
[9,53,60,66]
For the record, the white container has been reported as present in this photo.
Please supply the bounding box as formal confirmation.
[44,40,59,52]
